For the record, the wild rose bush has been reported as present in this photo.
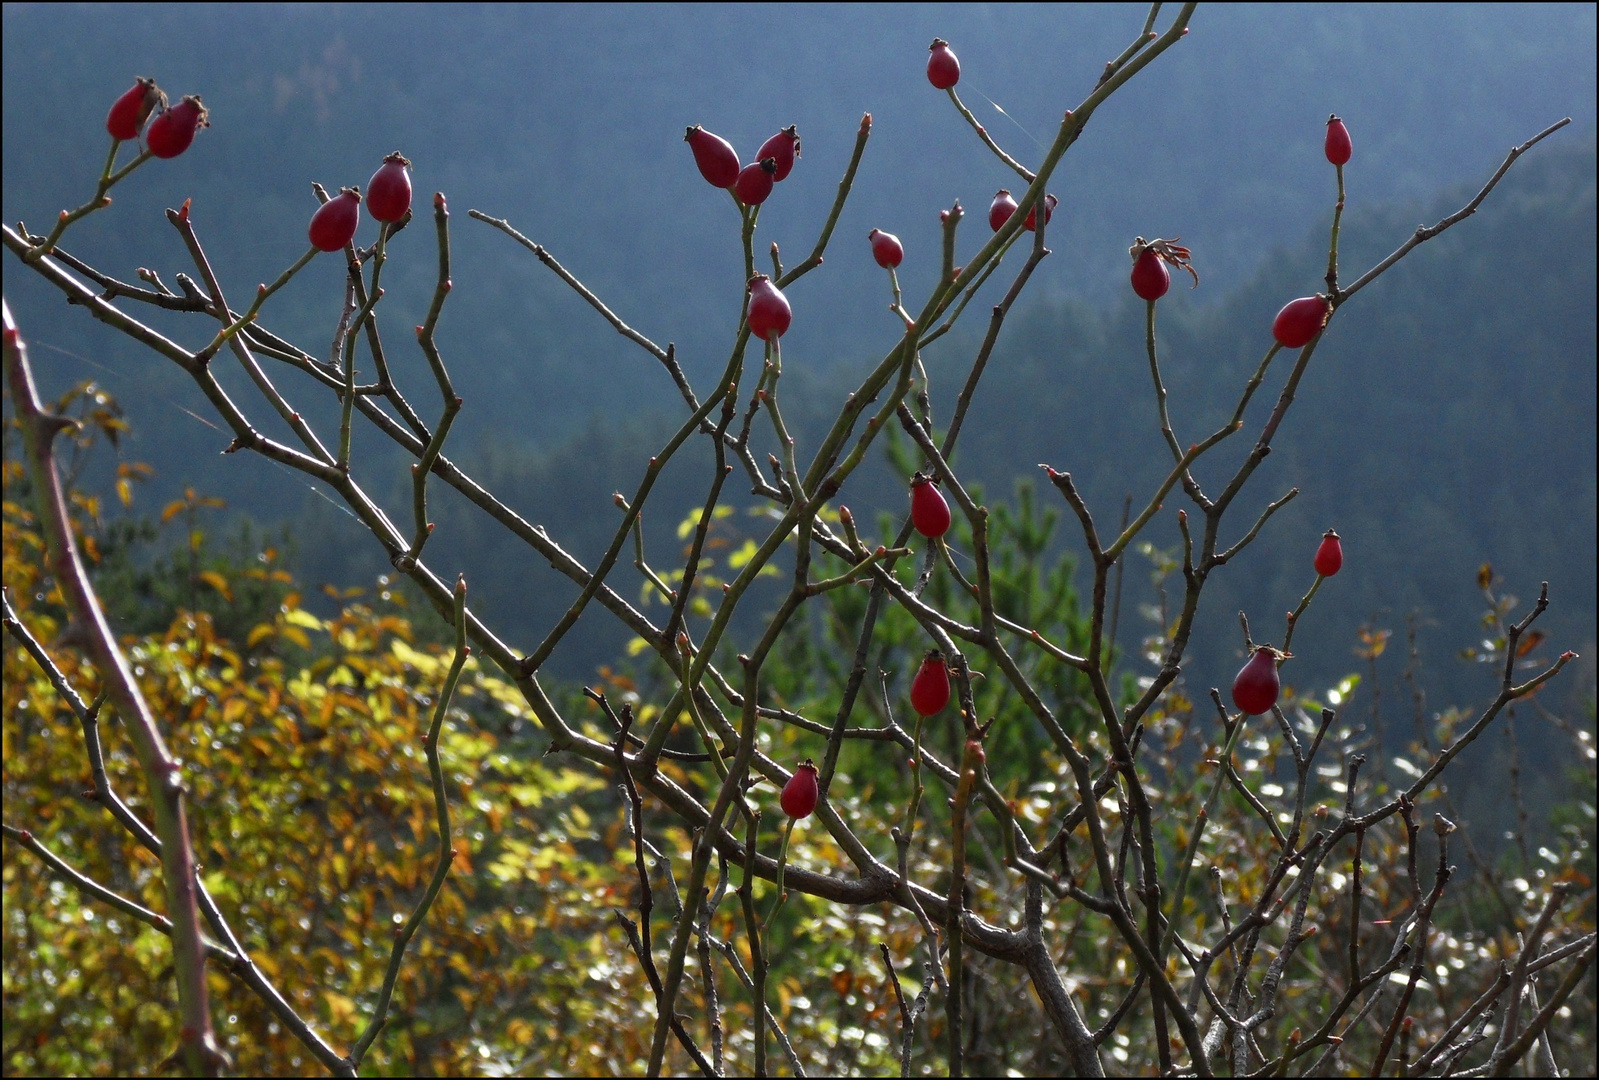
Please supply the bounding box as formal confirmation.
[5,6,1592,1075]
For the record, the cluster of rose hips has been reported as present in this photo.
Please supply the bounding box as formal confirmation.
[685,125,804,343]
[685,124,800,208]
[767,51,1358,810]
[106,77,206,159]
[108,77,415,260]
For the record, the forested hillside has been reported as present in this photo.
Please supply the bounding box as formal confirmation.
[4,2,1593,752]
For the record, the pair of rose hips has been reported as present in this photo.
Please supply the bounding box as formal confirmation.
[685,125,800,208]
[1230,531,1345,714]
[1264,119,1352,342]
[781,649,951,817]
[106,77,206,159]
[988,190,1056,234]
[306,153,414,254]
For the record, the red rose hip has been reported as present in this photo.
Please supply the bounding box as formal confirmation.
[988,190,1018,232]
[927,39,961,90]
[145,95,208,159]
[685,126,740,189]
[1324,115,1352,166]
[1231,647,1281,716]
[1131,247,1171,301]
[757,126,800,183]
[106,77,164,141]
[735,157,778,207]
[910,474,951,539]
[1314,529,1343,577]
[780,760,819,819]
[309,188,361,252]
[910,651,952,717]
[869,229,904,269]
[366,152,412,223]
[1272,296,1330,348]
[746,274,791,341]
[1023,193,1057,231]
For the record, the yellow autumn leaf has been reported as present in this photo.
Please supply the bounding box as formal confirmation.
[198,571,232,601]
[283,608,324,631]
[728,538,760,570]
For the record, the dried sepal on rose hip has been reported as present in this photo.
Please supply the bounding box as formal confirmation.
[1313,529,1343,577]
[1231,645,1286,716]
[869,229,904,269]
[927,38,960,90]
[685,125,740,189]
[746,274,791,341]
[910,649,952,717]
[780,760,819,819]
[909,472,951,539]
[107,77,165,141]
[1272,295,1331,348]
[366,152,412,224]
[757,126,800,182]
[146,95,208,159]
[1128,237,1199,301]
[309,187,362,252]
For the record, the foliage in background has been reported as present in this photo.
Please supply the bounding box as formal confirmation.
[5,390,1594,1075]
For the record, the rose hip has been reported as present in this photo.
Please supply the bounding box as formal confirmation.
[1231,647,1282,716]
[106,77,164,141]
[869,229,904,269]
[1325,115,1352,166]
[685,126,740,189]
[366,152,412,223]
[1272,296,1330,348]
[309,188,361,253]
[927,39,960,90]
[757,126,800,182]
[734,158,778,207]
[145,95,208,159]
[1314,529,1343,577]
[910,474,951,539]
[780,760,819,819]
[746,274,791,341]
[1131,247,1170,301]
[988,190,1018,232]
[910,651,952,717]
